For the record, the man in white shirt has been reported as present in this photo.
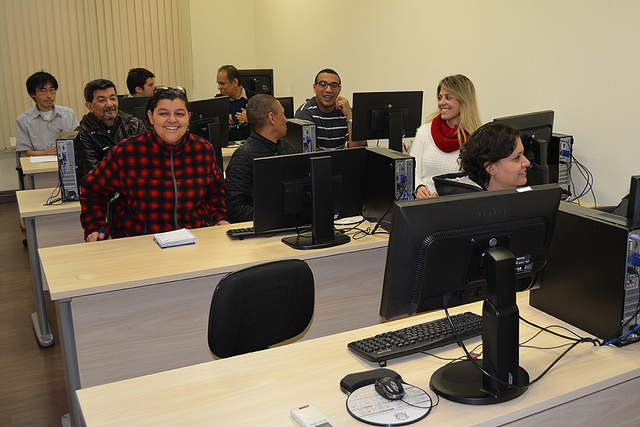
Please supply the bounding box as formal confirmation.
[16,71,79,156]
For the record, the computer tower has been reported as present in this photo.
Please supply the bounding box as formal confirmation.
[362,146,415,222]
[284,118,316,152]
[56,131,81,202]
[530,202,640,345]
[549,133,573,200]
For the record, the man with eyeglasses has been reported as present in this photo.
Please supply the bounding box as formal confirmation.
[295,69,365,149]
[76,78,146,179]
[16,71,79,157]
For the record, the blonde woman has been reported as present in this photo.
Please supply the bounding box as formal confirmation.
[409,74,481,198]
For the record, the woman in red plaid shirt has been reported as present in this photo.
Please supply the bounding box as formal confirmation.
[80,86,229,241]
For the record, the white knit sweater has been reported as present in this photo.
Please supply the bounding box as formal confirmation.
[409,122,461,193]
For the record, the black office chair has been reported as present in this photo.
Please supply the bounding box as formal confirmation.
[208,259,314,358]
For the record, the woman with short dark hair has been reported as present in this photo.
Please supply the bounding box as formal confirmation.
[434,122,531,195]
[80,86,228,241]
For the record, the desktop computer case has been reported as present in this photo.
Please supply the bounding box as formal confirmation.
[530,202,640,343]
[284,118,316,152]
[550,133,573,200]
[362,147,415,222]
[56,131,81,202]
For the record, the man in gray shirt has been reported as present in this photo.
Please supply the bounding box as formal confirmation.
[16,71,79,156]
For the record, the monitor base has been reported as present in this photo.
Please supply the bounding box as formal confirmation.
[282,232,350,250]
[430,359,528,405]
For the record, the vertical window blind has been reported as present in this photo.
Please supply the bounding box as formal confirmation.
[0,0,192,152]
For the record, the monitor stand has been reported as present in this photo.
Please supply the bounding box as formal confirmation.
[282,156,350,250]
[387,110,403,153]
[430,247,529,405]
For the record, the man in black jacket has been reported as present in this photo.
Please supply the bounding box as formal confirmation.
[76,78,146,179]
[225,94,295,223]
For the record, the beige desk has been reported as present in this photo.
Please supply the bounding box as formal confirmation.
[76,293,640,426]
[40,223,388,425]
[16,188,82,347]
[20,156,59,189]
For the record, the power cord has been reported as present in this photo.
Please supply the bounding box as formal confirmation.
[566,153,595,204]
[442,304,599,391]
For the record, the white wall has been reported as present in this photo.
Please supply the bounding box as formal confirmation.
[198,0,637,206]
[189,0,258,101]
[3,0,635,205]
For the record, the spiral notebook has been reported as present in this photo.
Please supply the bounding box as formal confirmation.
[153,228,198,248]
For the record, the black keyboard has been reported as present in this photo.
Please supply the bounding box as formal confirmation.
[348,312,483,365]
[226,226,302,240]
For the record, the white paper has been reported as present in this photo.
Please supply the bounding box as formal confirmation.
[30,155,58,163]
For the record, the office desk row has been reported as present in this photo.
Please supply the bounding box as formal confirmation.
[39,221,389,425]
[76,293,640,426]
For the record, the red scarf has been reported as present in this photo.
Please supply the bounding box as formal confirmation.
[431,114,469,153]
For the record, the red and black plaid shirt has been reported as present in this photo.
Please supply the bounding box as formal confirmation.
[80,130,227,239]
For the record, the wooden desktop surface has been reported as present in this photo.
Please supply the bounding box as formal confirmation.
[20,156,59,174]
[40,221,387,300]
[16,187,83,249]
[16,187,80,218]
[76,293,640,426]
[40,223,389,390]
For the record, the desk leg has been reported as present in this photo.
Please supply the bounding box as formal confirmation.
[27,174,35,190]
[56,298,84,427]
[26,217,54,347]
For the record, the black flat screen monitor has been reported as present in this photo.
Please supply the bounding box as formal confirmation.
[118,96,150,115]
[189,97,230,170]
[238,69,274,95]
[380,184,562,405]
[352,91,423,152]
[277,96,295,118]
[253,148,366,249]
[493,111,554,186]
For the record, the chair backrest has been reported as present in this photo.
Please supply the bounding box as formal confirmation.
[208,259,314,358]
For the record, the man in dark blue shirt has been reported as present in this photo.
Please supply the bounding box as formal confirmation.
[216,65,256,142]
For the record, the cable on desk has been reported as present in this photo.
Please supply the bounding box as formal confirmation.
[440,299,601,392]
[44,185,63,206]
[603,301,640,346]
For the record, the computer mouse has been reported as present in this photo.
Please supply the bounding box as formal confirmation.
[374,376,405,400]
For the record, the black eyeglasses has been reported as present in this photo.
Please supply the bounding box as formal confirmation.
[315,80,341,90]
[154,85,187,94]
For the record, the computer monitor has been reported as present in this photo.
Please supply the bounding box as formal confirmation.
[118,96,150,115]
[493,111,554,186]
[352,91,423,152]
[253,148,367,249]
[380,184,562,405]
[189,97,230,170]
[277,96,295,118]
[238,69,274,95]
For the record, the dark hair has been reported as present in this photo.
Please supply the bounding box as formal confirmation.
[246,94,279,130]
[218,65,240,85]
[459,122,521,189]
[84,79,117,102]
[314,68,341,85]
[26,71,58,100]
[146,87,190,114]
[126,68,155,95]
